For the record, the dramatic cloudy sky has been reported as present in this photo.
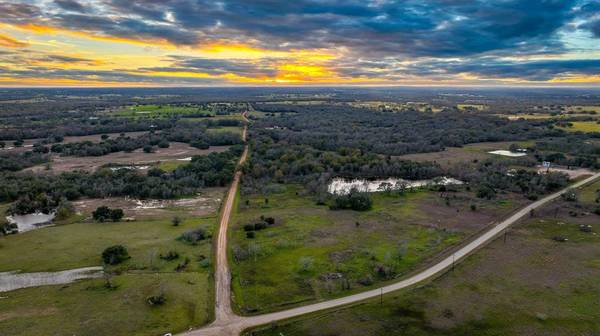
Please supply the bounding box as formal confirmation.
[0,0,599,86]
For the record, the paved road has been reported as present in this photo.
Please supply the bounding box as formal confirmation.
[183,132,600,336]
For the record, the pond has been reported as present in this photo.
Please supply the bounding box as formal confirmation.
[5,213,56,233]
[488,150,527,157]
[328,177,464,195]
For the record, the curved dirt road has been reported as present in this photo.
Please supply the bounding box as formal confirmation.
[185,123,600,336]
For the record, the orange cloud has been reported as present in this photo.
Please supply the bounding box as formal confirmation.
[0,33,28,48]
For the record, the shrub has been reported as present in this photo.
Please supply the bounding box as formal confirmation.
[158,140,170,148]
[246,231,255,239]
[171,216,182,226]
[177,227,208,245]
[109,208,124,222]
[93,206,124,222]
[330,190,372,211]
[147,293,166,306]
[264,217,275,225]
[159,250,179,261]
[561,189,578,202]
[55,201,75,220]
[298,256,314,272]
[102,245,130,265]
[143,145,154,153]
[243,223,255,232]
[254,222,267,230]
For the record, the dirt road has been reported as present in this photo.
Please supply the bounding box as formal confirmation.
[213,113,249,323]
[183,112,600,336]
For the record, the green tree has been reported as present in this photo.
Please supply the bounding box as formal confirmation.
[102,245,130,265]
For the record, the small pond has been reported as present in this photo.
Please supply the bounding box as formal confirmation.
[328,177,464,195]
[5,213,56,233]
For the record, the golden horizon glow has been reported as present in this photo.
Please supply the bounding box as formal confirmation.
[0,15,599,87]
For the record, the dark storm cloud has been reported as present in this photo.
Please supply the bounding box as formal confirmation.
[0,67,223,84]
[54,0,86,12]
[403,58,600,81]
[137,56,278,78]
[1,0,590,57]
[0,2,42,24]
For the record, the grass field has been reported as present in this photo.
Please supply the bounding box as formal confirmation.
[0,272,211,336]
[0,210,218,335]
[249,180,600,336]
[230,184,526,315]
[397,141,535,169]
[560,121,600,133]
[457,104,488,111]
[112,104,210,118]
[565,105,600,113]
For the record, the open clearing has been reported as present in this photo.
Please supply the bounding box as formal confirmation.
[560,121,600,133]
[397,141,534,169]
[250,179,600,336]
[0,131,147,153]
[72,187,225,220]
[230,184,527,315]
[24,143,230,173]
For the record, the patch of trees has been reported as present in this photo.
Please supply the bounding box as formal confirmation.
[330,190,373,211]
[532,135,600,169]
[0,151,49,172]
[102,245,130,265]
[177,227,209,245]
[463,161,570,200]
[46,124,242,158]
[241,131,443,194]
[92,206,124,222]
[0,146,244,206]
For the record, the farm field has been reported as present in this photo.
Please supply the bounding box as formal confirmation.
[560,121,600,133]
[0,131,148,153]
[397,141,535,169]
[25,143,231,173]
[111,104,210,118]
[230,184,528,315]
[0,199,220,334]
[250,178,600,336]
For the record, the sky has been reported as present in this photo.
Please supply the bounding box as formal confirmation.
[0,0,599,87]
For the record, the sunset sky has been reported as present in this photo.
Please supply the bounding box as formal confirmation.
[0,0,599,87]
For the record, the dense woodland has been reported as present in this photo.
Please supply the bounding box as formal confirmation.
[253,104,561,155]
[1,145,244,213]
[243,105,586,199]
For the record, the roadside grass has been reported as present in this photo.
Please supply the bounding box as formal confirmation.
[579,179,600,203]
[560,121,600,133]
[248,181,600,336]
[230,184,522,315]
[0,272,213,336]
